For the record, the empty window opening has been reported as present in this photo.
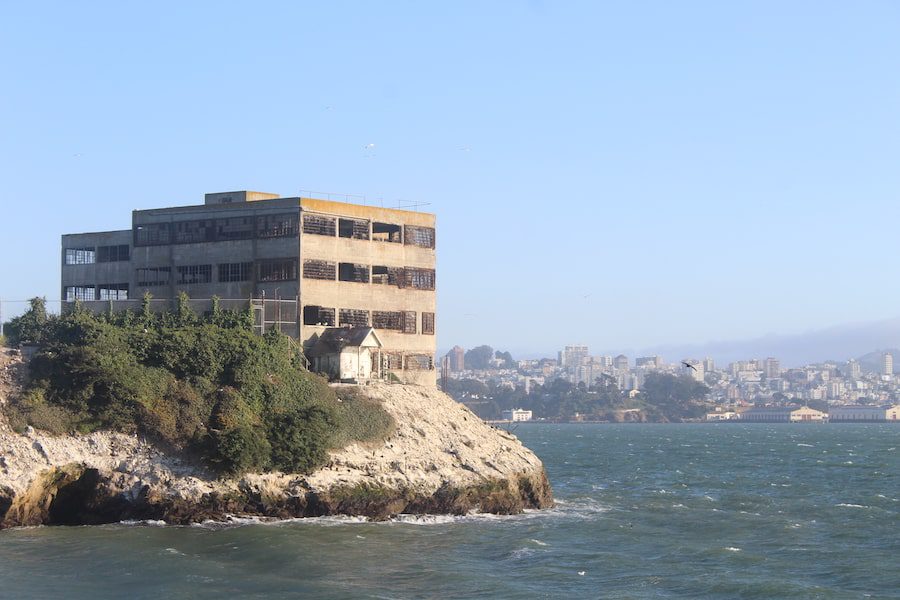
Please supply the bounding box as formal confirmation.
[64,247,95,265]
[218,262,252,283]
[173,220,215,244]
[302,214,336,236]
[372,311,403,331]
[258,213,299,238]
[98,283,129,301]
[401,311,417,334]
[96,245,129,263]
[303,305,335,326]
[404,268,435,290]
[382,352,403,370]
[372,222,402,243]
[405,354,434,370]
[65,286,96,302]
[338,218,370,240]
[136,267,171,287]
[134,223,171,246]
[217,216,255,240]
[176,264,212,285]
[302,259,336,280]
[371,265,403,286]
[258,259,297,282]
[338,262,369,283]
[339,308,370,327]
[404,225,435,248]
[422,312,435,335]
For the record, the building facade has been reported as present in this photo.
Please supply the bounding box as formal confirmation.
[61,190,437,385]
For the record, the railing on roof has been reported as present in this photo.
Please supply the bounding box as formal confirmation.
[298,190,431,212]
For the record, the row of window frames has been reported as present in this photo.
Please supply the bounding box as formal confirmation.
[65,284,129,302]
[303,261,435,289]
[136,261,297,286]
[303,306,435,335]
[64,245,130,265]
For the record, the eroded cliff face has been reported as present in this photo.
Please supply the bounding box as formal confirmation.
[0,352,552,527]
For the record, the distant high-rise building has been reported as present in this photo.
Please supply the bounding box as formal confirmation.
[681,358,704,382]
[883,353,893,376]
[448,345,465,372]
[635,356,662,369]
[702,357,715,373]
[847,359,861,379]
[764,357,781,379]
[562,345,590,370]
[614,354,629,372]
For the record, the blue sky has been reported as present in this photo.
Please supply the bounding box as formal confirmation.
[2,1,900,357]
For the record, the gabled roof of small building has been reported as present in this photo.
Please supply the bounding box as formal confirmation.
[306,326,383,357]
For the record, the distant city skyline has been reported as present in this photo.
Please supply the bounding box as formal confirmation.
[4,2,900,353]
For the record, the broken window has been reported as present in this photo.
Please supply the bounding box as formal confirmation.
[136,267,171,287]
[65,286,95,302]
[176,264,212,285]
[372,222,402,243]
[97,245,130,262]
[134,223,171,246]
[257,213,299,238]
[338,218,370,240]
[218,262,252,283]
[371,265,403,286]
[405,354,434,370]
[302,259,336,280]
[372,310,403,330]
[303,305,335,326]
[422,312,435,335]
[338,262,370,283]
[339,308,370,327]
[404,268,435,290]
[258,259,297,282]
[216,216,255,240]
[382,352,403,370]
[404,225,435,248]
[401,311,417,334]
[302,214,336,236]
[98,283,129,300]
[64,247,95,265]
[173,220,215,244]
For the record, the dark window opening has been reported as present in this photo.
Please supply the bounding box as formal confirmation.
[404,225,435,248]
[217,216,255,240]
[258,259,297,282]
[65,286,95,302]
[382,352,403,370]
[339,308,370,327]
[136,267,171,287]
[302,214,336,236]
[401,311,417,334]
[97,244,130,263]
[372,222,402,243]
[257,213,299,238]
[404,268,435,290]
[134,223,171,246]
[176,264,212,285]
[173,219,215,244]
[422,312,435,335]
[302,259,336,280]
[406,354,434,370]
[303,305,335,326]
[218,262,252,283]
[373,311,403,330]
[338,218,370,240]
[372,265,404,286]
[64,247,96,265]
[338,262,369,283]
[98,283,129,300]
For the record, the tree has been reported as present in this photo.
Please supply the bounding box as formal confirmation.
[5,297,50,345]
[464,345,494,370]
[494,350,516,369]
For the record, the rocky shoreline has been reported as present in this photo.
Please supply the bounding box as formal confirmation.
[0,354,552,527]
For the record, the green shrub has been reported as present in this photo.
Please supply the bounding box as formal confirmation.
[332,388,396,448]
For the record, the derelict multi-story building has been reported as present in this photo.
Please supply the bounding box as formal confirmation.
[60,190,437,385]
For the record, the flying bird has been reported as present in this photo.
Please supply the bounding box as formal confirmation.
[681,361,698,372]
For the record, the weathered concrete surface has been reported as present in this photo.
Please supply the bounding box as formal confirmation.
[0,352,551,527]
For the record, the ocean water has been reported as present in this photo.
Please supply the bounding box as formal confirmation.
[0,424,897,599]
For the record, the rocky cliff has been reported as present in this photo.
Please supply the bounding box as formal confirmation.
[0,351,552,527]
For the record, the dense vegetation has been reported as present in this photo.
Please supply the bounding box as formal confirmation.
[444,372,711,422]
[3,296,394,475]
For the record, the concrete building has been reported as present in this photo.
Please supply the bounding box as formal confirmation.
[681,358,704,382]
[614,354,629,372]
[60,190,437,385]
[883,353,894,377]
[560,345,590,370]
[739,406,828,423]
[846,359,861,379]
[501,408,533,422]
[828,405,888,422]
[764,357,781,379]
[447,345,465,372]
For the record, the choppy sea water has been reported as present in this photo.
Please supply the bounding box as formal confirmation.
[0,424,897,599]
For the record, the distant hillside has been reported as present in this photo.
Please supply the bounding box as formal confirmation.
[856,349,900,374]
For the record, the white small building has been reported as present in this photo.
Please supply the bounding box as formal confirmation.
[307,326,383,383]
[501,408,533,422]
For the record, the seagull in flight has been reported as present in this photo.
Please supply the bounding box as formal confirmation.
[681,361,698,372]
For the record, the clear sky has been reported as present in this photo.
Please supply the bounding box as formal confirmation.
[2,1,900,357]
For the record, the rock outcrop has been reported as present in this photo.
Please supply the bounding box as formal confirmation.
[0,351,552,527]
